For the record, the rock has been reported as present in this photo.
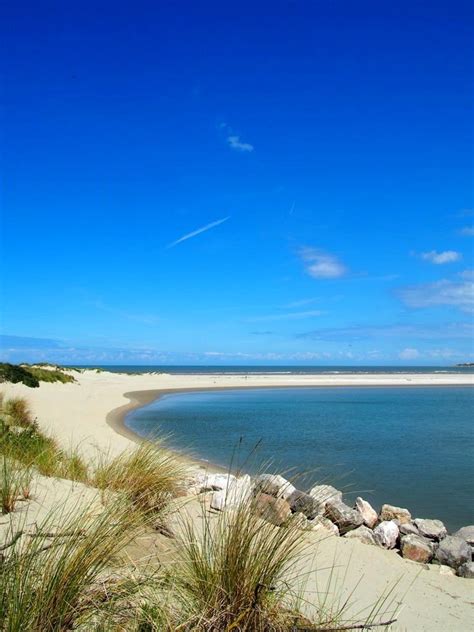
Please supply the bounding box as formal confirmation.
[343,525,377,545]
[414,518,447,541]
[428,564,456,577]
[380,504,411,525]
[355,497,378,528]
[311,516,340,536]
[254,493,291,526]
[452,525,474,546]
[373,520,399,549]
[291,512,316,531]
[399,522,419,536]
[209,475,252,511]
[308,484,343,509]
[287,490,323,520]
[197,472,237,493]
[400,534,434,563]
[325,499,363,534]
[253,474,296,501]
[457,561,474,578]
[435,536,471,569]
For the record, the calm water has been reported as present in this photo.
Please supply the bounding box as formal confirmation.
[83,364,474,375]
[126,386,474,531]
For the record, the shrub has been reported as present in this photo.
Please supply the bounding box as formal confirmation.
[0,364,39,388]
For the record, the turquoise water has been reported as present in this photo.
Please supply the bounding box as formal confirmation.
[126,387,474,531]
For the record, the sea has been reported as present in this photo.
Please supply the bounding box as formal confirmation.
[89,365,474,531]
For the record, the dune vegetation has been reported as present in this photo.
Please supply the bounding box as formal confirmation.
[0,394,399,631]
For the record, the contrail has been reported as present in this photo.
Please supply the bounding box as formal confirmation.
[166,216,230,248]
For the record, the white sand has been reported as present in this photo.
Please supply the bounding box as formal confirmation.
[1,368,473,630]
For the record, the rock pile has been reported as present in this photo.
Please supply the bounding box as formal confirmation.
[185,470,474,578]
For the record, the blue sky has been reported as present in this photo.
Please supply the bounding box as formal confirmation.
[1,1,473,365]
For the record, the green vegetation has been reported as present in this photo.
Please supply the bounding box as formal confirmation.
[0,364,40,388]
[93,442,186,517]
[0,395,400,631]
[170,496,307,630]
[0,499,145,631]
[0,396,89,484]
[0,363,76,388]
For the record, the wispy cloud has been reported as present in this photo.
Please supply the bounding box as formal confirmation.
[247,310,324,322]
[459,226,474,236]
[219,122,254,153]
[397,271,474,313]
[283,298,320,309]
[167,216,230,248]
[420,250,461,264]
[299,247,347,279]
[227,135,254,152]
[398,347,421,360]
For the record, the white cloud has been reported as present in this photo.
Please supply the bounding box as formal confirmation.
[420,250,461,264]
[399,348,421,360]
[227,135,254,152]
[398,273,474,313]
[299,247,347,279]
[166,216,230,248]
[460,226,474,236]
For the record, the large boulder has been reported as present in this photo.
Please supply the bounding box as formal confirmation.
[457,562,474,579]
[373,520,399,549]
[380,504,411,524]
[355,497,378,528]
[308,484,343,509]
[435,536,471,569]
[254,493,291,526]
[253,474,296,501]
[452,525,474,546]
[325,499,363,534]
[343,525,376,545]
[400,534,434,563]
[399,522,419,536]
[198,472,237,493]
[210,475,252,511]
[288,490,323,520]
[414,518,447,541]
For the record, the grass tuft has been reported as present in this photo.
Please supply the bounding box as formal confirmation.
[0,498,145,631]
[169,494,307,631]
[93,442,186,517]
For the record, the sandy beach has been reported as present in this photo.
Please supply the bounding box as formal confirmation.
[1,368,474,630]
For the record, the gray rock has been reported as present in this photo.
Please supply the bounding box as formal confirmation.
[308,484,343,509]
[355,497,378,529]
[399,522,419,536]
[288,490,323,519]
[343,525,376,545]
[254,493,291,526]
[325,499,364,534]
[414,518,447,541]
[457,561,474,578]
[380,504,411,524]
[400,534,434,563]
[373,520,399,549]
[452,525,474,547]
[253,474,296,501]
[435,536,471,569]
